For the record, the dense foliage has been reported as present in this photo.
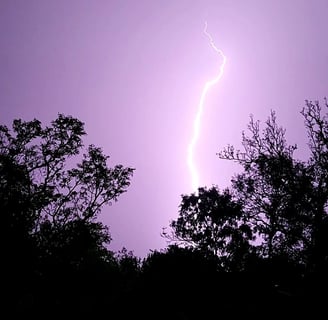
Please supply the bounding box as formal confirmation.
[166,100,328,274]
[2,100,328,318]
[0,114,134,315]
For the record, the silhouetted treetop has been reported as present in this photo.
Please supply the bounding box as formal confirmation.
[163,186,254,270]
[217,110,296,163]
[0,114,135,307]
[0,114,134,229]
[165,98,328,274]
[217,99,328,271]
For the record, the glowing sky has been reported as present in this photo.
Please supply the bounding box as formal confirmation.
[1,0,328,258]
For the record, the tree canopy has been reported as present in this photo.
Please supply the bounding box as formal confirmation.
[165,99,328,274]
[2,101,328,317]
[0,114,134,314]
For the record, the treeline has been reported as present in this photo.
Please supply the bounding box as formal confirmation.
[1,99,328,318]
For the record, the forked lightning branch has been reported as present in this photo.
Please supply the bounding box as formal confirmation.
[187,22,227,191]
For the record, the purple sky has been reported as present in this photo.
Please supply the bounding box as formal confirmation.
[1,0,328,258]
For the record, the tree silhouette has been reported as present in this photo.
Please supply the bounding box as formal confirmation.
[216,100,328,273]
[163,186,254,271]
[3,100,328,316]
[217,111,313,264]
[0,114,134,314]
[301,99,328,271]
[161,99,328,317]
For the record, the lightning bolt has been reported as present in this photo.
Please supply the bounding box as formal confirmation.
[187,21,227,192]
